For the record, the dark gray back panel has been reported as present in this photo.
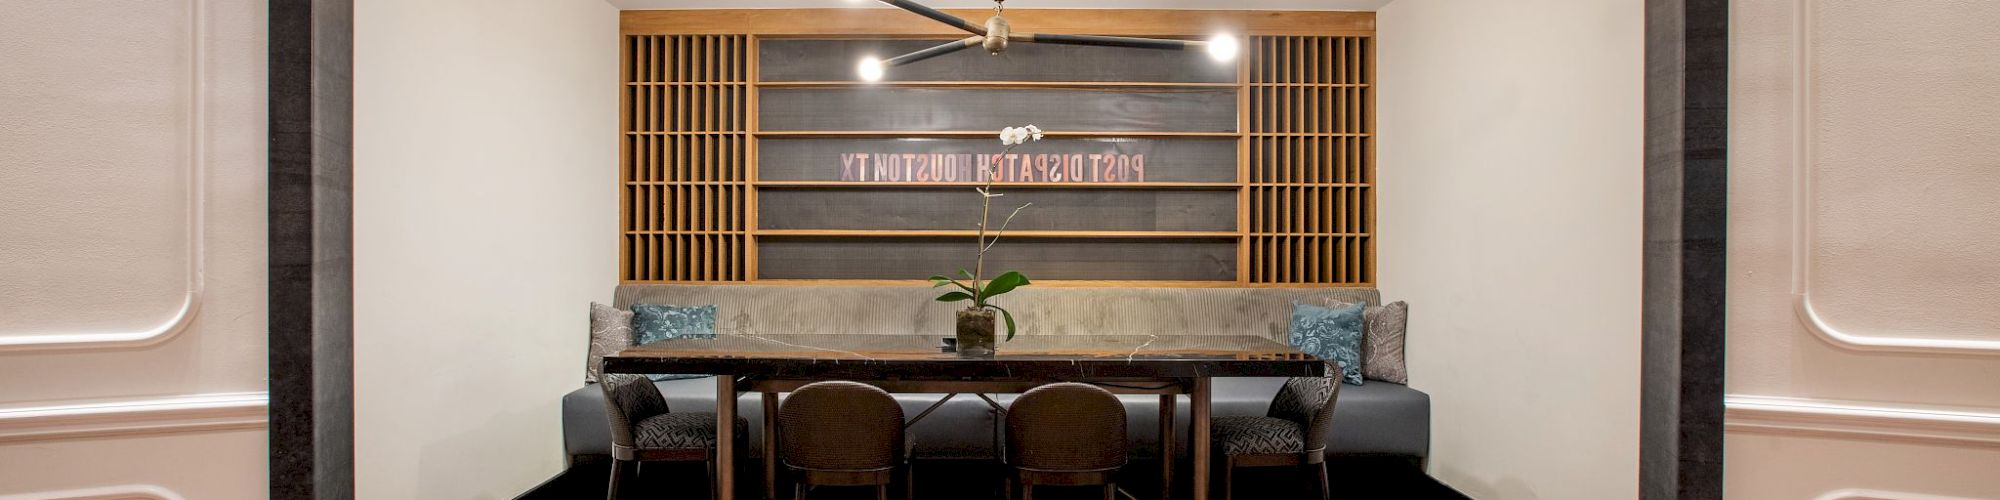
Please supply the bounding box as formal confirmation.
[759,88,1237,132]
[758,188,1236,231]
[760,39,1235,83]
[759,237,1236,281]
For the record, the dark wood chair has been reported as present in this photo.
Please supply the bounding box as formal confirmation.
[599,373,748,500]
[1211,374,1341,500]
[1004,383,1128,500]
[777,381,913,500]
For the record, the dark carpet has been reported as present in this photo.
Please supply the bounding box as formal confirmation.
[519,457,1469,499]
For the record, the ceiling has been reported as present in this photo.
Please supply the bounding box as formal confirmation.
[607,0,1393,11]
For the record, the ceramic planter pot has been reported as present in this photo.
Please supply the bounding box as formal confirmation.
[955,308,997,357]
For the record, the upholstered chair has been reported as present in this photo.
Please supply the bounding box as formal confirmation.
[599,374,748,500]
[1210,373,1341,500]
[777,381,912,500]
[1004,383,1128,500]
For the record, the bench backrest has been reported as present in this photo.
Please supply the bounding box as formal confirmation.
[614,285,1380,342]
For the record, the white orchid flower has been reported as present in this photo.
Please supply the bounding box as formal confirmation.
[1023,124,1043,141]
[999,126,1025,145]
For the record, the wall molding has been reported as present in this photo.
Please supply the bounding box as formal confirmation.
[1813,488,1987,500]
[1788,0,2000,356]
[0,0,207,353]
[1725,395,2000,448]
[0,392,266,444]
[0,485,185,500]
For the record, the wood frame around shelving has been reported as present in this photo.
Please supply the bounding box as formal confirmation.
[620,9,1375,287]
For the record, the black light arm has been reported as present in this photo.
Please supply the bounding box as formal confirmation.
[883,36,986,67]
[877,0,987,36]
[1012,33,1203,51]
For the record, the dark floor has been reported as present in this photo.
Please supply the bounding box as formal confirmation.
[520,457,1469,500]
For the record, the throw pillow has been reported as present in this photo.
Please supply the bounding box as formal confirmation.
[1289,302,1366,385]
[631,304,718,345]
[1362,301,1410,384]
[585,302,634,384]
[630,303,719,383]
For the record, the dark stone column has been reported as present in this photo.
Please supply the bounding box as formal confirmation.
[1642,0,1727,498]
[269,0,353,498]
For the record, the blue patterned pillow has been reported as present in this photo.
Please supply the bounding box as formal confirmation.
[631,304,718,345]
[1288,302,1366,385]
[631,304,717,383]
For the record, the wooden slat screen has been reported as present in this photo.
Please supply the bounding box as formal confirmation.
[622,35,750,282]
[1246,36,1373,285]
[619,12,1375,287]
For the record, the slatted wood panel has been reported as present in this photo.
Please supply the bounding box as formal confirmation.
[1245,36,1373,285]
[622,35,749,282]
[619,13,1375,287]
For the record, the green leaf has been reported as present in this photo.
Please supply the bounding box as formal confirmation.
[987,305,1018,341]
[935,291,974,302]
[958,269,975,279]
[980,271,1031,299]
[929,275,976,295]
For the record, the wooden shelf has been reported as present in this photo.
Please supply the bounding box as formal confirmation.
[625,230,748,235]
[757,80,1239,89]
[755,130,1239,138]
[754,181,1240,189]
[738,279,1376,289]
[755,229,1240,239]
[1251,83,1371,88]
[627,181,749,186]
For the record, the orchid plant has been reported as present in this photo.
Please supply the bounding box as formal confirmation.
[930,125,1043,340]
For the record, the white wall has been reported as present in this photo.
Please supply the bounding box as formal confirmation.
[0,0,269,497]
[354,0,619,497]
[1725,0,2000,497]
[1375,1,1642,498]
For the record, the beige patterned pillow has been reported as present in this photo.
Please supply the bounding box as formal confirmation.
[1361,301,1409,384]
[585,302,635,383]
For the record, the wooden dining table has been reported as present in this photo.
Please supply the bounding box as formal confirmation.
[604,333,1325,500]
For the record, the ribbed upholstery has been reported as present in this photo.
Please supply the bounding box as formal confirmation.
[778,381,906,471]
[614,285,1381,341]
[1006,383,1127,471]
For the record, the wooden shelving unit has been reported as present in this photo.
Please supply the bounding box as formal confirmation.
[620,14,1375,287]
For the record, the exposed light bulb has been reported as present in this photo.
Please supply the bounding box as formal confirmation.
[857,57,885,82]
[1206,34,1239,62]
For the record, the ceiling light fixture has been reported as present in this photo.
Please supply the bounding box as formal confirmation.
[860,0,1237,80]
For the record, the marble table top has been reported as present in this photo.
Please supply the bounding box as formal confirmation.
[604,334,1327,379]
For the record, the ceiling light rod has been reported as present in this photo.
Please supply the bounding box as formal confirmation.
[859,0,1238,81]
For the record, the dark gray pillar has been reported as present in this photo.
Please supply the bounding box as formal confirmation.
[1642,0,1727,498]
[269,0,353,498]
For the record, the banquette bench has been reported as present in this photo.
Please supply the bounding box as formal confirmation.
[562,285,1429,464]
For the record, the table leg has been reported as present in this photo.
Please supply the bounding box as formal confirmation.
[1190,377,1211,500]
[763,391,779,500]
[717,376,737,500]
[1159,393,1175,500]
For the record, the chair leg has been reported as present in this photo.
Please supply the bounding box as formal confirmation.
[606,459,626,500]
[1103,482,1117,500]
[794,483,806,500]
[904,464,916,500]
[707,460,720,500]
[1002,472,1013,500]
[1315,463,1330,500]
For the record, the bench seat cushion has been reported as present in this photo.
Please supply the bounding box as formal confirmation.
[563,376,1428,460]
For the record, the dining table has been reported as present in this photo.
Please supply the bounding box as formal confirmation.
[603,333,1326,500]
